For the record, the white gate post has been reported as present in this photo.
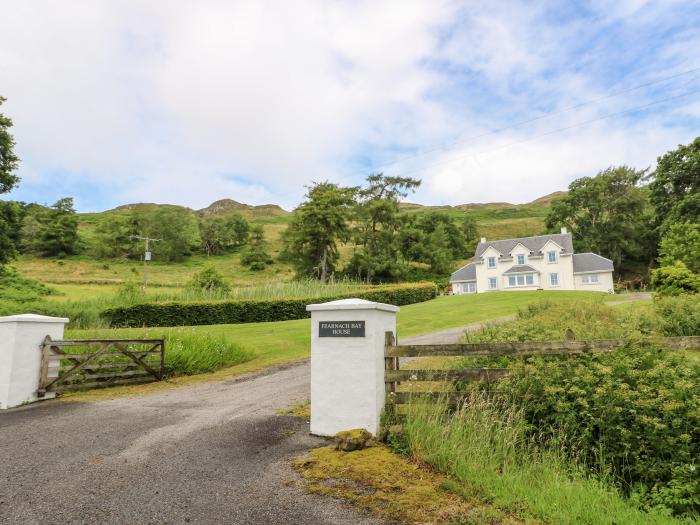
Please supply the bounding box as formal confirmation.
[0,314,69,409]
[306,298,399,437]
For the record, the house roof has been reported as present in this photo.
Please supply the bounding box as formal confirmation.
[502,264,539,275]
[450,262,476,281]
[475,233,574,259]
[572,253,614,273]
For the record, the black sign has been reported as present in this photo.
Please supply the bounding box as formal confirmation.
[319,320,366,337]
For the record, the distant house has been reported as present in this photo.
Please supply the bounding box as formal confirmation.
[450,228,614,294]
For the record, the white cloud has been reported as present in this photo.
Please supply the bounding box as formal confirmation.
[0,0,698,211]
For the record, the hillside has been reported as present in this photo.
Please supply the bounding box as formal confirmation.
[12,191,565,296]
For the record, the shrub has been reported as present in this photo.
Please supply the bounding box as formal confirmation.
[497,344,700,517]
[654,295,700,337]
[101,282,437,327]
[187,266,231,294]
[651,262,700,295]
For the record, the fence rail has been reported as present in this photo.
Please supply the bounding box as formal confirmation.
[39,336,165,396]
[384,333,700,407]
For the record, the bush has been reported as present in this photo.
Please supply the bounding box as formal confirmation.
[101,282,437,327]
[498,344,700,517]
[654,295,700,337]
[187,266,231,294]
[651,262,700,295]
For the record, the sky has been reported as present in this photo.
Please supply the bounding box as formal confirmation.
[1,0,699,212]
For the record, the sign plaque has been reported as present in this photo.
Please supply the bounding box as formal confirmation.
[318,320,365,337]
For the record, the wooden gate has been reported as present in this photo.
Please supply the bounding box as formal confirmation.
[38,336,165,396]
[384,333,700,407]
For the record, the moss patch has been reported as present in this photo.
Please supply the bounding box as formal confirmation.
[293,444,523,524]
[277,399,311,418]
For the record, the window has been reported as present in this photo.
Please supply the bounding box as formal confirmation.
[549,273,559,287]
[487,256,497,268]
[508,273,535,287]
[488,277,497,290]
[516,254,525,265]
[467,282,476,293]
[547,250,557,263]
[581,274,599,284]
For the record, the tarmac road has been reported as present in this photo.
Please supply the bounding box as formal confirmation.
[0,363,385,525]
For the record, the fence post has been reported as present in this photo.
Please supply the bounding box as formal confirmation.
[306,298,399,437]
[0,314,69,409]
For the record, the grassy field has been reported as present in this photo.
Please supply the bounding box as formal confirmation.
[66,291,617,393]
[11,193,559,299]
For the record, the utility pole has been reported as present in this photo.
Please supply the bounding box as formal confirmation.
[131,235,162,295]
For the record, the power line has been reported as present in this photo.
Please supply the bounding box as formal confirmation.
[371,65,700,171]
[391,85,700,176]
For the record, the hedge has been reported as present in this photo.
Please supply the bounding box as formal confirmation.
[101,282,437,328]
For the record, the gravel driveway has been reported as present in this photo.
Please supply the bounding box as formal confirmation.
[0,363,384,525]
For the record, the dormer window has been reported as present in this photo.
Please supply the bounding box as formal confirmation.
[516,254,525,265]
[547,250,557,263]
[487,256,497,268]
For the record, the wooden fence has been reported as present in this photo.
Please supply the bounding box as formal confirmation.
[384,333,700,407]
[38,336,165,396]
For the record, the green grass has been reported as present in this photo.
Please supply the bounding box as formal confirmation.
[400,396,691,525]
[397,290,617,337]
[66,292,618,380]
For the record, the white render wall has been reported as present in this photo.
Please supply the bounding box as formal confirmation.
[307,299,398,437]
[473,243,576,293]
[0,314,68,409]
[574,272,614,293]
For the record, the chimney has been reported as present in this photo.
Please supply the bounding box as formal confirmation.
[480,237,486,244]
[560,227,567,234]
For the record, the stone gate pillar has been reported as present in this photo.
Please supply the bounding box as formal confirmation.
[0,314,69,409]
[306,298,399,436]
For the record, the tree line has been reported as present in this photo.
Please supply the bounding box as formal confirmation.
[280,175,479,282]
[1,93,698,288]
[544,138,699,290]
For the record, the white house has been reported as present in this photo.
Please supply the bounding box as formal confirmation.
[450,228,614,294]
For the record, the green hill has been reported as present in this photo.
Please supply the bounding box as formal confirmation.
[11,191,564,299]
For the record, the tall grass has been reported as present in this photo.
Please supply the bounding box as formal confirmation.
[69,328,255,376]
[400,394,692,525]
[5,278,372,329]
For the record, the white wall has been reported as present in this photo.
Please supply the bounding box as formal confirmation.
[0,314,68,409]
[307,299,398,437]
[574,272,614,293]
[473,242,576,293]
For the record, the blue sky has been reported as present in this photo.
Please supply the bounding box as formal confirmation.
[1,0,699,212]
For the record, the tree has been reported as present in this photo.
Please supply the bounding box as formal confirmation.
[545,166,655,272]
[398,212,470,274]
[199,214,249,256]
[281,182,357,281]
[649,137,700,231]
[0,96,20,268]
[241,225,272,271]
[0,201,22,265]
[658,222,700,274]
[347,174,421,282]
[460,214,479,256]
[21,198,80,257]
[0,97,19,194]
[93,213,139,259]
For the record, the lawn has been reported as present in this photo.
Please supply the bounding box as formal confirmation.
[67,291,620,392]
[397,290,618,337]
